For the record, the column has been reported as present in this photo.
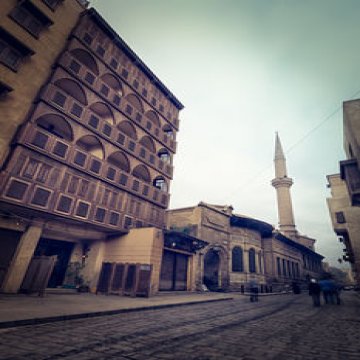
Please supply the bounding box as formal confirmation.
[1,221,43,293]
[243,249,249,276]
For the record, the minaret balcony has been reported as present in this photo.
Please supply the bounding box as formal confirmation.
[271,177,293,189]
[340,159,360,206]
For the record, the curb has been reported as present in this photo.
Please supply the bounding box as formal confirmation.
[0,296,233,329]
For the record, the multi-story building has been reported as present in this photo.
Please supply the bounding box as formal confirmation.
[0,0,87,293]
[0,4,185,295]
[166,134,323,292]
[327,99,360,286]
[0,0,87,165]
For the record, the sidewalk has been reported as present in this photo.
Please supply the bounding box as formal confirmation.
[0,290,234,329]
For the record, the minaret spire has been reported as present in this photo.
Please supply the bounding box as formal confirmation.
[271,133,297,239]
[274,132,287,178]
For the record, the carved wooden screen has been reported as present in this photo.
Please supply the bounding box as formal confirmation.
[136,264,152,297]
[96,262,114,294]
[110,263,125,294]
[20,255,57,296]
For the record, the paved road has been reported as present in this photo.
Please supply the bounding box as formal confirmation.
[0,292,359,360]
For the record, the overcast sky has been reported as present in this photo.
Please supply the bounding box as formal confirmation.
[90,0,360,267]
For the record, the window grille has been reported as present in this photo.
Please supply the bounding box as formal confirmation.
[31,188,51,207]
[95,208,106,222]
[6,180,28,200]
[76,202,89,218]
[53,142,68,157]
[56,195,72,213]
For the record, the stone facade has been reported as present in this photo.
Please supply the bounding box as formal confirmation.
[0,3,184,295]
[326,99,360,286]
[167,202,323,293]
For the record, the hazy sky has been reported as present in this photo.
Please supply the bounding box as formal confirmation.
[90,0,360,267]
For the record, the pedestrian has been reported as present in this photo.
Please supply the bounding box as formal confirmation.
[319,275,338,304]
[333,282,342,305]
[249,280,259,302]
[308,278,321,307]
[292,281,301,294]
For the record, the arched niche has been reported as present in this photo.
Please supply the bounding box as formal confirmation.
[117,120,137,140]
[101,73,123,94]
[249,248,256,273]
[158,148,171,163]
[54,78,87,105]
[163,124,174,139]
[232,246,243,272]
[139,135,156,153]
[107,151,130,172]
[132,164,151,183]
[89,102,115,125]
[125,93,144,113]
[145,110,161,127]
[76,135,104,159]
[35,113,73,141]
[153,176,167,192]
[70,48,99,75]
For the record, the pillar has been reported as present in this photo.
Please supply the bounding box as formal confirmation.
[1,221,43,293]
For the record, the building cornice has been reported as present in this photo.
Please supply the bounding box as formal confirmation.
[85,8,184,110]
[274,231,324,259]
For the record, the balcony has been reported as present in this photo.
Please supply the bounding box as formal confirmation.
[70,28,180,129]
[0,147,168,232]
[340,159,360,206]
[58,51,178,153]
[39,83,174,178]
[15,122,170,209]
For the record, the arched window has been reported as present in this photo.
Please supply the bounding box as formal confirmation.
[145,110,160,127]
[101,73,123,94]
[89,102,115,125]
[158,149,171,163]
[35,114,73,141]
[232,247,243,272]
[139,136,156,153]
[54,78,87,105]
[76,135,104,159]
[163,124,174,139]
[70,48,99,75]
[258,251,262,273]
[117,120,137,140]
[153,176,167,192]
[107,151,130,172]
[125,93,143,113]
[132,164,151,183]
[249,248,256,273]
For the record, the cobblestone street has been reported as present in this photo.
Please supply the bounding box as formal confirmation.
[0,292,359,360]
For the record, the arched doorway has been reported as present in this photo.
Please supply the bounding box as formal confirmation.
[203,249,221,291]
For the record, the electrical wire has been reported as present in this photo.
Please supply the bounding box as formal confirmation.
[223,87,360,203]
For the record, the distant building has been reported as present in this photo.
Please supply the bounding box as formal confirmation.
[327,99,360,286]
[0,3,186,295]
[166,134,323,292]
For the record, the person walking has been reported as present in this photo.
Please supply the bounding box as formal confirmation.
[249,280,259,302]
[308,278,321,307]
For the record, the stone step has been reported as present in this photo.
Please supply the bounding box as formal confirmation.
[45,287,79,295]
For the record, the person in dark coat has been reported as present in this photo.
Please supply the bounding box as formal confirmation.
[319,277,341,305]
[308,279,321,307]
[249,280,259,302]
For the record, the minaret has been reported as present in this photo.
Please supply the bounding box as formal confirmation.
[271,133,297,239]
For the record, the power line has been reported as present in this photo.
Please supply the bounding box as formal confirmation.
[223,87,360,203]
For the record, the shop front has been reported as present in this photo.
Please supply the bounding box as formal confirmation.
[159,230,207,291]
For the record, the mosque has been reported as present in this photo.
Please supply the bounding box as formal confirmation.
[166,133,324,292]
